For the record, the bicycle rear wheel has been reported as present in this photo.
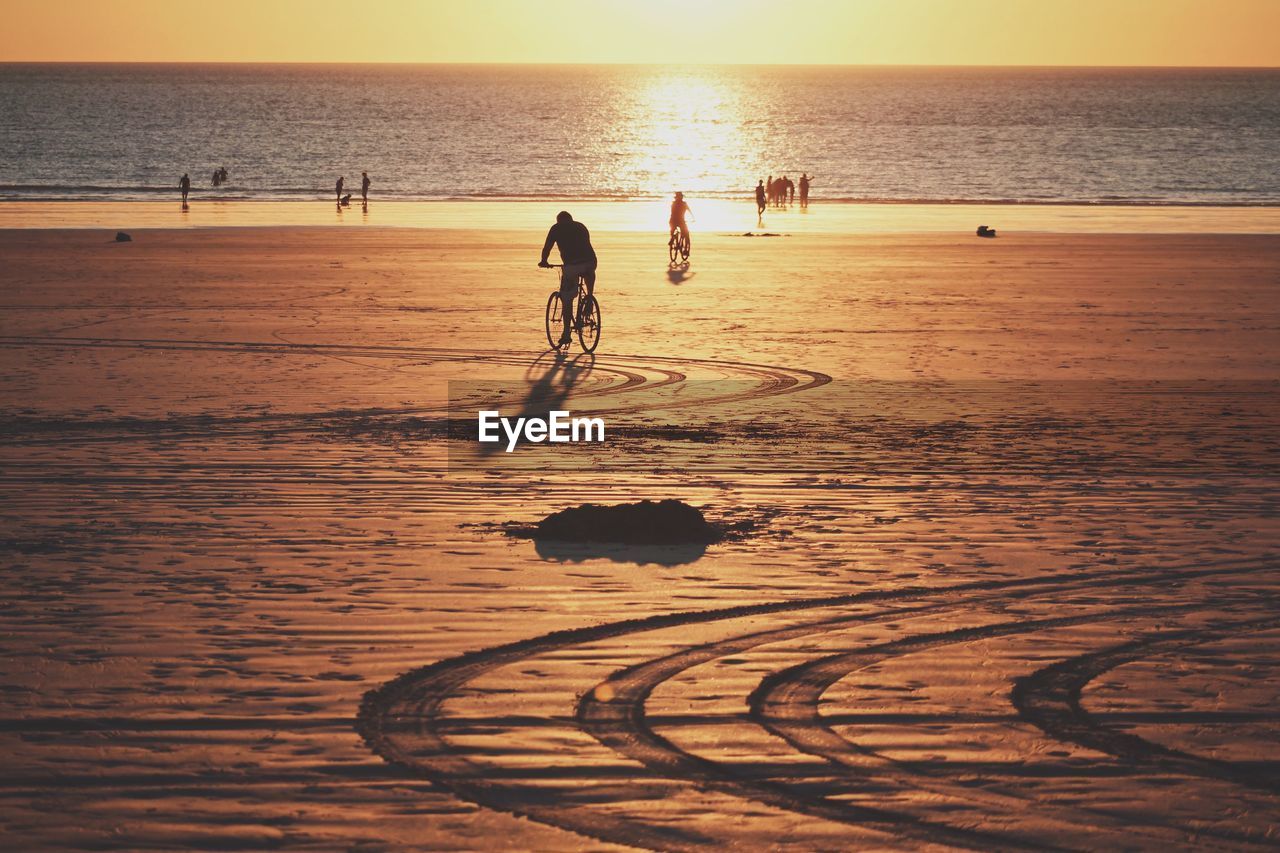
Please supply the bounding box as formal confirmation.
[576,295,601,353]
[668,235,679,263]
[545,290,564,348]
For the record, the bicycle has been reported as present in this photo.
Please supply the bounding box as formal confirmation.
[543,265,601,353]
[668,228,691,263]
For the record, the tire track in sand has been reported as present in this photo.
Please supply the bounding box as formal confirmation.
[0,336,830,445]
[359,557,1277,851]
[1013,617,1280,794]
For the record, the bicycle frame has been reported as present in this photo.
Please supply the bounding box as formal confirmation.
[543,264,600,353]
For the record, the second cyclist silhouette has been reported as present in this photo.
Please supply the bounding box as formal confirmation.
[668,191,692,262]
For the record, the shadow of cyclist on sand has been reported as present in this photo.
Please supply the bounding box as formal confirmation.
[520,349,595,418]
[470,349,596,459]
[666,262,696,285]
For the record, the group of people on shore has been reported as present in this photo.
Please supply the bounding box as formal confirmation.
[755,173,813,214]
[335,172,371,207]
[177,169,373,207]
[178,168,228,203]
[179,170,814,215]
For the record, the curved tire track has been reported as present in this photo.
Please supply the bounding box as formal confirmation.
[0,336,832,445]
[1012,617,1280,795]
[359,557,1277,850]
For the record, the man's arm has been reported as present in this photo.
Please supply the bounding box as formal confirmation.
[539,225,556,266]
[582,225,597,264]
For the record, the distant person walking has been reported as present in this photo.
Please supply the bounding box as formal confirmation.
[179,173,190,203]
[211,168,221,188]
[335,176,344,203]
[217,166,228,185]
[799,173,813,207]
[755,180,766,216]
[785,176,795,204]
[361,171,370,202]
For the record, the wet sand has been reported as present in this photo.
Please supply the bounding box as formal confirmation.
[3,199,1280,234]
[1,224,1278,849]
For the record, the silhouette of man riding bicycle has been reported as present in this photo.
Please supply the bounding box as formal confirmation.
[539,211,601,352]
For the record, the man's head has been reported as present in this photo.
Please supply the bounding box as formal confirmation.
[556,211,573,224]
[674,192,683,200]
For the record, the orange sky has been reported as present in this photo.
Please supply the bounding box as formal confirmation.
[6,0,1279,66]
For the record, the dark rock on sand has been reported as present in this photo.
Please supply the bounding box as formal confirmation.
[115,232,132,242]
[531,499,720,545]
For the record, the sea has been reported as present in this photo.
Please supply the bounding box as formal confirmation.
[1,64,1278,205]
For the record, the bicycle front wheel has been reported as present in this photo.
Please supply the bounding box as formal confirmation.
[576,295,601,353]
[668,236,679,263]
[681,232,691,261]
[545,290,564,348]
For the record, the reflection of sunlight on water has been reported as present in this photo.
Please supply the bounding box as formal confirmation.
[610,71,758,230]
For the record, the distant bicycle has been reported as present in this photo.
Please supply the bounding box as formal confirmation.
[544,264,601,353]
[668,229,691,263]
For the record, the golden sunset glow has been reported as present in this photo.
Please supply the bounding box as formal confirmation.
[5,0,1280,843]
[7,0,1280,66]
[622,73,753,214]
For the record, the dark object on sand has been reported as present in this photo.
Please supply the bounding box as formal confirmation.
[115,232,132,242]
[534,499,720,545]
[339,194,352,206]
[976,225,997,238]
[532,536,710,567]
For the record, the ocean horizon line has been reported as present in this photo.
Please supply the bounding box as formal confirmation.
[4,61,1280,71]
